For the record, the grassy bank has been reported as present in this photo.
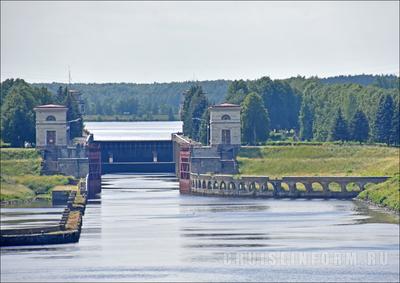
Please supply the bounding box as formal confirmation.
[358,175,400,213]
[0,148,73,202]
[238,144,399,177]
[238,144,399,212]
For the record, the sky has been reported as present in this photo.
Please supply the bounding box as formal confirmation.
[1,1,399,83]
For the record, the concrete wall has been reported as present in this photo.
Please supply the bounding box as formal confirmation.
[191,146,222,174]
[58,158,89,178]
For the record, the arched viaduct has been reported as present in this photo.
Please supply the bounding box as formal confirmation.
[190,174,389,198]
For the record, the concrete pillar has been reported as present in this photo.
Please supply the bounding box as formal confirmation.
[288,182,296,193]
[273,181,281,194]
[340,183,347,192]
[234,182,240,194]
[321,182,329,192]
[304,182,313,193]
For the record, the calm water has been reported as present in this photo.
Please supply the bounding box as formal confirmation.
[1,122,399,282]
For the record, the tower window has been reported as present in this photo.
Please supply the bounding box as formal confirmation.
[46,115,56,121]
[221,114,231,120]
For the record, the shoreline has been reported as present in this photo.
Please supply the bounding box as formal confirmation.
[354,197,400,217]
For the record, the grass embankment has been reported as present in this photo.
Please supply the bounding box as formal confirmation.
[238,144,399,212]
[1,148,73,202]
[238,144,399,177]
[358,175,400,212]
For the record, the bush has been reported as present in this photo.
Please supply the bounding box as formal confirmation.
[14,175,74,195]
[0,148,40,160]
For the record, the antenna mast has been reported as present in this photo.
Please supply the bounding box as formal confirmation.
[68,66,72,86]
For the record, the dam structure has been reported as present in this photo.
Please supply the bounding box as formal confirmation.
[34,103,390,200]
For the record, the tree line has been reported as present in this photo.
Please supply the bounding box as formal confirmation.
[34,74,397,120]
[35,80,230,119]
[2,74,399,147]
[223,76,399,146]
[1,79,83,147]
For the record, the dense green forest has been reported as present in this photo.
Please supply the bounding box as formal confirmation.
[178,74,399,146]
[35,80,230,119]
[284,76,399,144]
[319,74,398,88]
[181,75,399,145]
[1,74,399,147]
[33,74,398,119]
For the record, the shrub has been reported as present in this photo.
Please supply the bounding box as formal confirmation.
[14,175,74,195]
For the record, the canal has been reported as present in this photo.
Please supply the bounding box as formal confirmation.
[1,122,399,282]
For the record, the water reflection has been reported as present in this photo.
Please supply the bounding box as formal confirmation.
[1,173,399,282]
[351,200,399,224]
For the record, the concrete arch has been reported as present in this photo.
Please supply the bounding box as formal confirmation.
[249,182,256,191]
[295,182,306,191]
[220,181,226,190]
[266,182,275,191]
[328,182,341,192]
[228,182,236,190]
[213,181,219,190]
[346,182,361,192]
[281,182,289,191]
[261,182,268,191]
[207,181,213,190]
[312,182,323,191]
[239,182,246,191]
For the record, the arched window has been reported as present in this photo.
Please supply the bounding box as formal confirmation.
[221,114,231,120]
[46,115,56,121]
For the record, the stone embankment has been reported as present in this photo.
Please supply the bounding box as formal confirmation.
[0,180,87,246]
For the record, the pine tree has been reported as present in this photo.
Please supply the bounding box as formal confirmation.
[199,109,210,145]
[181,85,209,141]
[190,90,208,141]
[56,86,65,104]
[349,109,369,143]
[373,95,394,144]
[389,102,399,146]
[330,108,348,141]
[241,92,270,145]
[299,100,313,141]
[64,88,83,140]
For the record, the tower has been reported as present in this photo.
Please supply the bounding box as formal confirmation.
[209,103,241,147]
[34,104,68,147]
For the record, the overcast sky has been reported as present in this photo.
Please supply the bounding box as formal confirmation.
[1,1,399,83]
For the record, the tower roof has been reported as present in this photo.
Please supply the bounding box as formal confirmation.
[210,103,240,108]
[34,104,68,110]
